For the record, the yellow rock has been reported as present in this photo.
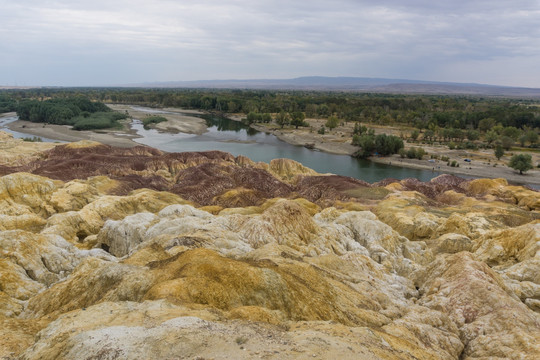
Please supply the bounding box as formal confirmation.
[417,252,540,359]
[474,221,540,265]
[0,173,60,217]
[265,158,318,183]
[0,131,56,167]
[1,160,540,358]
[375,191,444,240]
[42,189,189,242]
[63,140,103,149]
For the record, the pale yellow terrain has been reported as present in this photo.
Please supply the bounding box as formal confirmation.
[0,135,539,359]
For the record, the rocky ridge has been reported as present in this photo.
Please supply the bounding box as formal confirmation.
[0,133,539,359]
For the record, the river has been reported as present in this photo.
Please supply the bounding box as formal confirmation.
[128,106,442,183]
[0,108,462,183]
[0,115,63,143]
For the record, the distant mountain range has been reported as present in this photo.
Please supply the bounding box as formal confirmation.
[125,76,540,97]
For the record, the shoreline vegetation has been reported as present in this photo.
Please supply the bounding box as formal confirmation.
[244,118,540,187]
[1,89,539,186]
[3,107,540,187]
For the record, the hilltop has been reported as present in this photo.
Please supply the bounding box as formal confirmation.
[125,76,540,98]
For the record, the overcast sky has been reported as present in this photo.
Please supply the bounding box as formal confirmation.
[1,0,540,87]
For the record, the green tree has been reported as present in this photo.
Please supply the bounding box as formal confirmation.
[353,123,368,135]
[492,125,504,135]
[519,134,527,147]
[500,136,513,150]
[466,130,480,141]
[305,104,318,118]
[424,129,435,142]
[478,118,496,132]
[441,128,453,142]
[451,128,465,142]
[410,129,420,141]
[415,147,426,160]
[485,130,498,145]
[374,134,404,155]
[325,116,339,130]
[352,134,375,158]
[317,104,329,117]
[508,154,533,174]
[246,111,258,124]
[494,145,504,160]
[290,112,306,129]
[261,113,272,123]
[502,126,521,140]
[275,111,289,128]
[525,130,538,145]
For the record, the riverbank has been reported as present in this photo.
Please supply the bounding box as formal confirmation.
[4,104,209,148]
[369,154,540,187]
[3,108,539,186]
[108,105,207,135]
[227,115,358,155]
[6,119,141,148]
[233,116,540,187]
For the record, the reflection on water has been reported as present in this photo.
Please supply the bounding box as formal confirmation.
[201,114,255,134]
[130,107,441,183]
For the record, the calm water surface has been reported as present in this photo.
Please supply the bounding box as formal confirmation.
[129,107,441,183]
[0,108,467,183]
[0,116,63,143]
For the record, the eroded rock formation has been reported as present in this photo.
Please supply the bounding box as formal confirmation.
[1,135,539,359]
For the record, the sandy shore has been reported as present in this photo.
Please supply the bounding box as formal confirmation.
[370,154,540,187]
[225,116,358,156]
[3,108,539,186]
[4,105,209,148]
[241,116,540,187]
[108,104,207,135]
[251,124,358,155]
[6,119,141,148]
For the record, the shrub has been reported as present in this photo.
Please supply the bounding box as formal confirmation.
[352,134,375,158]
[464,141,478,150]
[22,136,42,142]
[353,123,368,135]
[494,145,504,160]
[415,147,426,160]
[142,115,167,129]
[325,116,339,129]
[72,111,127,130]
[352,133,403,158]
[500,136,513,150]
[374,134,404,155]
[261,113,272,123]
[406,147,417,159]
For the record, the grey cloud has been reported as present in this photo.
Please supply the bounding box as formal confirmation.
[0,0,539,86]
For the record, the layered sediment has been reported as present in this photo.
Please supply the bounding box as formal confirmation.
[1,133,539,359]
